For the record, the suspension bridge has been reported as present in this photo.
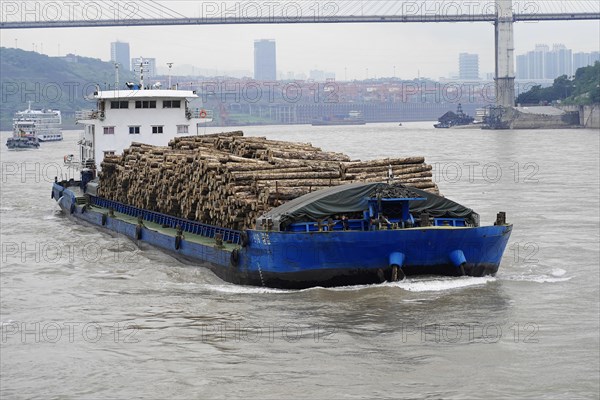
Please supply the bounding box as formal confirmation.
[1,0,599,106]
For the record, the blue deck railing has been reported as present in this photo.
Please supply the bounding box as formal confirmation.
[89,195,242,245]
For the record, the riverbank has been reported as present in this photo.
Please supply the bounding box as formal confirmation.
[559,104,600,129]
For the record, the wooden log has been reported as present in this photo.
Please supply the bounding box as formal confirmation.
[229,171,341,182]
[254,179,345,188]
[345,164,432,175]
[268,149,350,162]
[352,171,433,181]
[344,157,425,169]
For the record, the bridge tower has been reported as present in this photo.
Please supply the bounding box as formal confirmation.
[495,0,515,107]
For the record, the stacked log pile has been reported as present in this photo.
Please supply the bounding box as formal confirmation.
[99,131,439,230]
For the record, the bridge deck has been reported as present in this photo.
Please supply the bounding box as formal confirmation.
[1,13,599,29]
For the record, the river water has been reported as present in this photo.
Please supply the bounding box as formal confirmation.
[1,122,598,399]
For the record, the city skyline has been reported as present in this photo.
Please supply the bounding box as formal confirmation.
[516,44,600,80]
[2,17,598,81]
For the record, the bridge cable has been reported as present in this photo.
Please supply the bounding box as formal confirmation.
[138,0,187,19]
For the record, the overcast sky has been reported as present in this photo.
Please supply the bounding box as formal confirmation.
[1,1,598,80]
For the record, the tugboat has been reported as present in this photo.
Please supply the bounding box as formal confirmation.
[6,130,40,150]
[50,76,512,289]
[434,103,475,128]
[12,102,63,142]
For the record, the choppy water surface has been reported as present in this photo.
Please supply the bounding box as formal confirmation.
[1,123,598,399]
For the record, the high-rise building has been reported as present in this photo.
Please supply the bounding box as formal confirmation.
[532,44,548,80]
[553,44,572,78]
[573,51,600,72]
[110,41,130,71]
[544,51,557,79]
[254,39,276,81]
[573,52,591,72]
[517,44,576,80]
[515,54,529,79]
[516,54,529,80]
[458,53,479,80]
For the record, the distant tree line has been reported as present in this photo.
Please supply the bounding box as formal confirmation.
[0,47,135,130]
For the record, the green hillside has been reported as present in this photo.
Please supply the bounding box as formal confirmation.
[0,47,135,130]
[516,62,600,106]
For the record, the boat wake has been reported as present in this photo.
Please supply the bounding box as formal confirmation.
[385,276,495,292]
[204,284,292,295]
[204,276,496,294]
[320,276,495,292]
[499,268,572,283]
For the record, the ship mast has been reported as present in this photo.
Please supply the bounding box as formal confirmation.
[114,62,120,90]
[139,57,145,90]
[167,62,173,89]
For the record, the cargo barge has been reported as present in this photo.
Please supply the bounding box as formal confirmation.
[51,83,512,289]
[434,103,475,128]
[312,111,366,126]
[53,179,511,288]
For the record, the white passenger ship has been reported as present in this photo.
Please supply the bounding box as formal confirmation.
[13,102,63,142]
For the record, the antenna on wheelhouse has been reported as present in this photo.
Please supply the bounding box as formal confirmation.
[114,62,120,90]
[139,57,145,90]
[167,62,173,89]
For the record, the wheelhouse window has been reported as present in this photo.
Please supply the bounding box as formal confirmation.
[135,100,156,109]
[177,125,189,134]
[110,101,129,109]
[129,126,140,134]
[103,150,115,156]
[163,100,181,108]
[152,126,164,134]
[103,126,115,135]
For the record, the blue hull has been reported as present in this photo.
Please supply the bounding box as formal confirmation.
[242,226,510,287]
[53,183,512,289]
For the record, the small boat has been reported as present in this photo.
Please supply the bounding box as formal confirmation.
[6,131,40,150]
[434,103,475,128]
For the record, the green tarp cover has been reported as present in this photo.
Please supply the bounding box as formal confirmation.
[405,186,480,226]
[258,182,479,230]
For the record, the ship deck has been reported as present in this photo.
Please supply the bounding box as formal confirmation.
[85,203,238,252]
